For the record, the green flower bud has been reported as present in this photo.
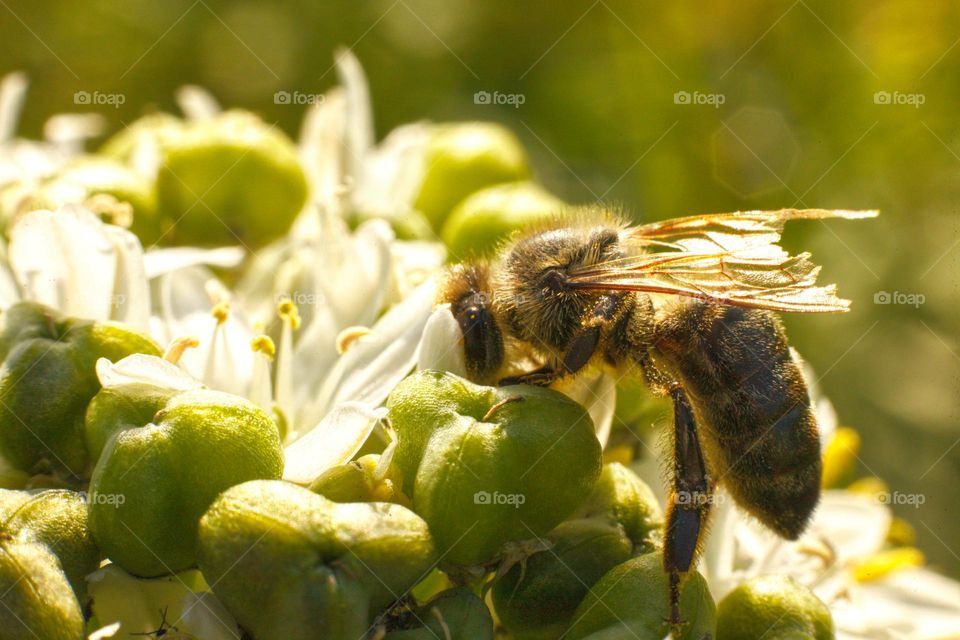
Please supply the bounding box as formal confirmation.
[386,370,602,567]
[492,518,633,640]
[384,588,493,640]
[198,480,438,639]
[0,539,84,640]
[0,489,100,602]
[154,110,308,248]
[441,181,564,259]
[566,553,716,640]
[573,462,664,551]
[413,123,531,231]
[310,454,409,506]
[716,575,834,640]
[0,302,160,478]
[86,387,283,576]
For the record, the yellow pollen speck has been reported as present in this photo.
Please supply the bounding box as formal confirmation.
[211,303,230,324]
[251,335,276,359]
[336,326,373,354]
[163,336,200,364]
[277,299,301,330]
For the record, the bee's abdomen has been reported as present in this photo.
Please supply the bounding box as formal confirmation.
[652,301,821,540]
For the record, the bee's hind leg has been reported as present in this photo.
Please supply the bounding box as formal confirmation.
[664,386,713,630]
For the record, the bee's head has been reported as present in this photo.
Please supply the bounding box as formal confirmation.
[439,262,504,383]
[495,222,622,350]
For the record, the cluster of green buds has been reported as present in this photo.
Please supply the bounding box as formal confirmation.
[1,53,946,640]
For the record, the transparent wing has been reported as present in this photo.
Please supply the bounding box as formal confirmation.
[566,209,877,313]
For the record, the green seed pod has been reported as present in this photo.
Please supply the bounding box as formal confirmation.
[198,480,438,640]
[310,454,409,506]
[154,110,308,248]
[86,387,283,577]
[0,539,84,640]
[566,553,716,640]
[492,518,633,640]
[386,370,602,567]
[413,122,531,231]
[0,489,100,602]
[573,462,664,551]
[440,181,564,259]
[384,587,493,640]
[0,302,161,478]
[716,575,834,640]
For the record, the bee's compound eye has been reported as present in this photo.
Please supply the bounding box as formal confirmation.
[453,297,504,381]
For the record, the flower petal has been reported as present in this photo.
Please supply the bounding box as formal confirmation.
[310,277,438,420]
[144,246,245,279]
[96,354,203,392]
[416,305,467,378]
[283,401,382,484]
[9,206,117,320]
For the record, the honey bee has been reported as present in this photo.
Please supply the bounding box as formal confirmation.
[439,206,876,627]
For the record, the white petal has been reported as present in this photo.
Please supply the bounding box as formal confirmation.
[151,266,254,386]
[88,622,121,640]
[311,277,437,419]
[86,564,240,639]
[175,85,221,121]
[0,72,28,144]
[283,401,382,484]
[96,354,203,391]
[144,246,245,279]
[0,257,21,309]
[298,88,347,203]
[354,122,430,213]
[10,206,117,320]
[334,47,374,180]
[289,303,339,432]
[554,369,617,449]
[416,305,467,378]
[103,224,151,332]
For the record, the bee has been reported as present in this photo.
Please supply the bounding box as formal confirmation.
[439,206,876,627]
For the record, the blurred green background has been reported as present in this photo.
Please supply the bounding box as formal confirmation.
[3,0,958,576]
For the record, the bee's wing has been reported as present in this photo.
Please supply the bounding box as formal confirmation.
[567,209,877,313]
[625,208,877,253]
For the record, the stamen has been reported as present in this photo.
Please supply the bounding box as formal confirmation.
[163,336,199,365]
[251,334,276,360]
[852,547,924,583]
[336,325,372,354]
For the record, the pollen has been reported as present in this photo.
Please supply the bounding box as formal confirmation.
[211,302,230,324]
[277,299,301,330]
[251,334,277,359]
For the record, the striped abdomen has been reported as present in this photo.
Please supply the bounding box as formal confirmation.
[652,301,821,539]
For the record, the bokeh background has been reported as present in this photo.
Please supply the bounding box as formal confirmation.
[3,0,958,577]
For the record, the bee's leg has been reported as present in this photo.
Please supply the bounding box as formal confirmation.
[664,386,712,629]
[499,295,621,387]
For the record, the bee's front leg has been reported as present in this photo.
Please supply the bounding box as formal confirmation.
[499,295,622,387]
[664,386,713,630]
